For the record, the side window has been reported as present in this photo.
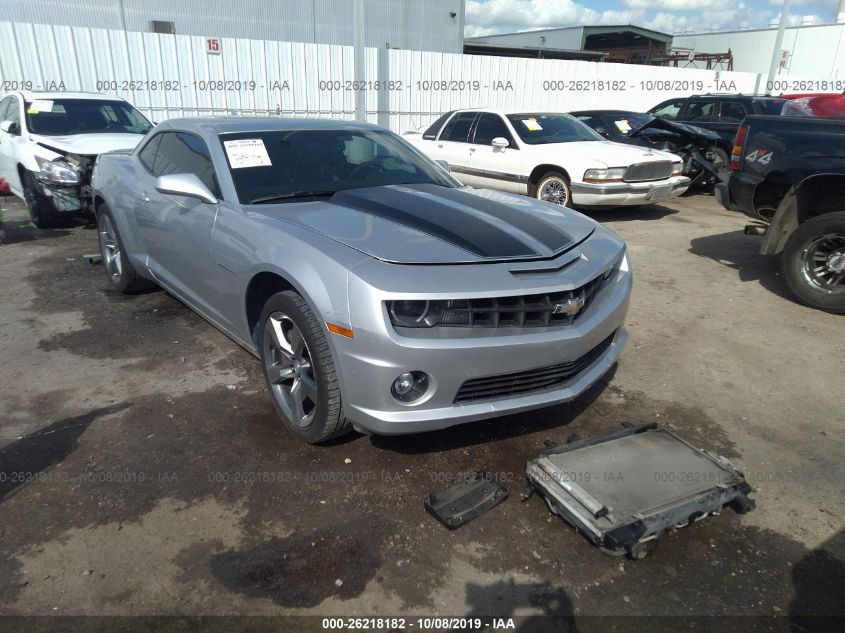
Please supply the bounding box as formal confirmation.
[138,134,162,173]
[719,101,747,122]
[153,132,220,198]
[472,113,516,147]
[684,100,717,122]
[651,99,686,120]
[422,111,453,140]
[3,98,21,128]
[439,112,477,143]
[0,97,11,122]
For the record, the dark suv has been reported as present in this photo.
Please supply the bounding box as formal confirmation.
[648,94,787,142]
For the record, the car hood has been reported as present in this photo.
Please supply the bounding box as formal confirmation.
[30,133,144,156]
[251,183,597,264]
[628,117,720,143]
[528,140,679,167]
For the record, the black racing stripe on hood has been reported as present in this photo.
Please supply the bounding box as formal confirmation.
[330,186,538,258]
[409,183,575,252]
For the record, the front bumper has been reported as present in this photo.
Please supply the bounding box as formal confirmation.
[331,256,631,435]
[571,176,690,207]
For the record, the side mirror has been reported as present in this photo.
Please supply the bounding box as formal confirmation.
[0,120,19,135]
[155,173,217,204]
[435,159,450,173]
[491,137,510,148]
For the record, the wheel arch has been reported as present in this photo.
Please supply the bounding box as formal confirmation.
[244,271,299,346]
[528,164,571,189]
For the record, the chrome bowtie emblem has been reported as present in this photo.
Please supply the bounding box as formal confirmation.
[552,294,586,316]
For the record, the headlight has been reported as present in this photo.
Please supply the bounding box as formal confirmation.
[388,300,445,328]
[583,167,626,183]
[671,162,683,176]
[35,156,80,185]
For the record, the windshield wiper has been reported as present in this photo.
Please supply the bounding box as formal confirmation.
[250,190,337,204]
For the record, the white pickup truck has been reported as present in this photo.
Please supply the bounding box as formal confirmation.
[404,109,690,209]
[0,91,151,227]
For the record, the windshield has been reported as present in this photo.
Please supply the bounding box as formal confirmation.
[24,99,152,136]
[221,128,457,204]
[601,113,653,136]
[506,113,604,144]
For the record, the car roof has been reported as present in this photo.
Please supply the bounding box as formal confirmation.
[155,117,383,135]
[570,110,644,116]
[13,91,128,102]
[449,109,577,117]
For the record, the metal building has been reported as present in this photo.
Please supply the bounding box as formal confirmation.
[0,0,467,53]
[465,25,673,64]
[672,19,845,80]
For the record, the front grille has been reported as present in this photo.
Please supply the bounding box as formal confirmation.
[454,332,615,403]
[432,272,609,329]
[623,161,672,182]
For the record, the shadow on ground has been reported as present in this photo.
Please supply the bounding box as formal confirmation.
[688,230,793,302]
[0,403,131,503]
[580,204,678,223]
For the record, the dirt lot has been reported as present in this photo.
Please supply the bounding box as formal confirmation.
[0,192,843,631]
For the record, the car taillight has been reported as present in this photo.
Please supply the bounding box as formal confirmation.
[731,124,748,170]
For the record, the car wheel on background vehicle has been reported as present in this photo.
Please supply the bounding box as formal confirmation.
[258,290,349,443]
[533,171,571,207]
[781,211,845,314]
[22,170,57,228]
[97,205,153,293]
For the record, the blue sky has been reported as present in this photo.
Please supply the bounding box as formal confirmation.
[464,0,842,36]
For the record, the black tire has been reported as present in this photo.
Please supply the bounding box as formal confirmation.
[97,205,154,294]
[22,169,58,228]
[781,211,845,314]
[258,290,349,443]
[532,171,572,207]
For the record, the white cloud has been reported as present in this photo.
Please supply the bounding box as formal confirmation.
[464,0,641,36]
[464,0,836,39]
[622,0,733,11]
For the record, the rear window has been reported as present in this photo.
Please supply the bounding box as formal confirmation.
[753,99,786,115]
[422,111,453,140]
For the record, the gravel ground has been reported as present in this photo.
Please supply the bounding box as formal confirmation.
[0,192,842,632]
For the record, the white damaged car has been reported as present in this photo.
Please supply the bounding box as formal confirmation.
[405,109,690,208]
[0,91,151,227]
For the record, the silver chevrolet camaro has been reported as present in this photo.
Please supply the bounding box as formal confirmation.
[91,118,631,443]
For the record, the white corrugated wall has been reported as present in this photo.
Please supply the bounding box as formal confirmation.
[0,0,466,53]
[3,20,823,133]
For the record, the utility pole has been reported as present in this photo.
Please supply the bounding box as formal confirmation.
[766,0,792,94]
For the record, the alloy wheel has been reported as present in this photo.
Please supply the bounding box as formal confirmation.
[99,215,123,281]
[801,233,845,294]
[263,312,318,427]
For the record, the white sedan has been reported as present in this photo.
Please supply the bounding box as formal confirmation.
[404,109,690,208]
[0,91,151,227]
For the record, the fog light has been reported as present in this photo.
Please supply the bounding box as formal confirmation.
[391,371,430,403]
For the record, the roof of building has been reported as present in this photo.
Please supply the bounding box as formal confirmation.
[466,24,673,44]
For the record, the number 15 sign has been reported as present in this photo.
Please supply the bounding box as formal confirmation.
[206,38,221,55]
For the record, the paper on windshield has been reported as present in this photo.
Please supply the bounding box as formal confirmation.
[614,119,632,134]
[28,100,54,114]
[521,118,543,131]
[223,139,272,169]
